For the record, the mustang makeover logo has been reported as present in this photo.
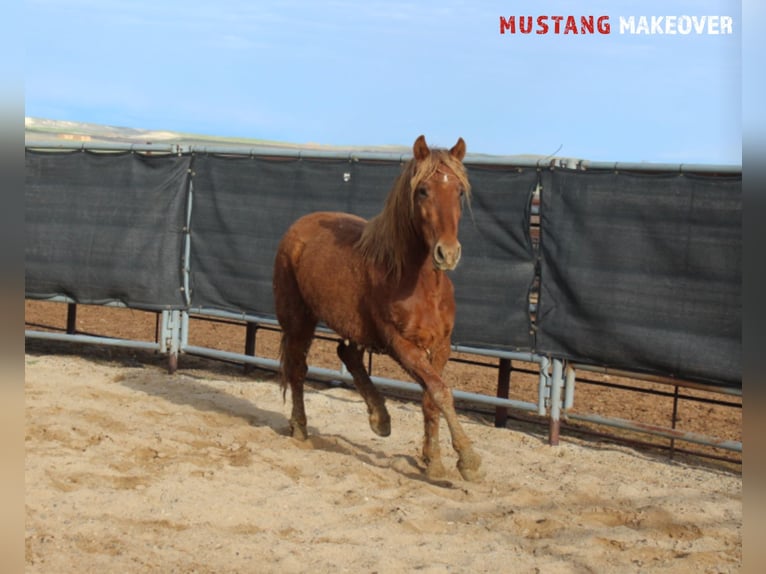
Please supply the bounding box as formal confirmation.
[499,15,734,35]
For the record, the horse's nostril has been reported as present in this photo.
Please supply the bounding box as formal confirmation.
[435,244,446,263]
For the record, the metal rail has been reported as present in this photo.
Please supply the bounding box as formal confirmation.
[25,329,160,351]
[181,344,541,415]
[182,311,741,454]
[25,140,741,174]
[563,411,742,452]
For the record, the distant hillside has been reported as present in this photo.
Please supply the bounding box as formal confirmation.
[23,117,415,153]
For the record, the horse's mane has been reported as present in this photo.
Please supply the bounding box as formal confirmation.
[356,148,471,280]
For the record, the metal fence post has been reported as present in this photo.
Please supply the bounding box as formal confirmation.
[538,356,551,417]
[159,310,182,374]
[548,358,565,445]
[494,358,512,428]
[66,303,77,334]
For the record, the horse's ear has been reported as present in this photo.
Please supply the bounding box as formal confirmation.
[413,135,430,161]
[450,137,466,161]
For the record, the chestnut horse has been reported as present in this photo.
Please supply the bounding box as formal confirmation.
[272,135,482,481]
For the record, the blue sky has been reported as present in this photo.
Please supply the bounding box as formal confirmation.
[25,0,741,164]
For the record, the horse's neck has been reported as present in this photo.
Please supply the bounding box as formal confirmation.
[397,253,446,292]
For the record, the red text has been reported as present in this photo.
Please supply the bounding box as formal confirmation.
[500,15,611,35]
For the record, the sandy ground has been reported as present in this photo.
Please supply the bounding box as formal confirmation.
[25,351,741,573]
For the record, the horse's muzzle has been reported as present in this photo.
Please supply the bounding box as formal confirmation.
[433,241,462,271]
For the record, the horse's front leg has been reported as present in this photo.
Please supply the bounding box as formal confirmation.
[337,341,391,437]
[421,390,447,478]
[390,337,483,482]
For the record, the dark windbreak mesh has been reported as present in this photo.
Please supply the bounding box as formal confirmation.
[536,170,741,387]
[25,148,742,385]
[450,167,536,351]
[25,150,189,309]
[189,155,537,352]
[188,155,402,317]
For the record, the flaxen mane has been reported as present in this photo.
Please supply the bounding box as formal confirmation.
[356,148,471,280]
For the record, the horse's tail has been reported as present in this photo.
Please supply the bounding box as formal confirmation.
[272,229,315,402]
[277,333,289,401]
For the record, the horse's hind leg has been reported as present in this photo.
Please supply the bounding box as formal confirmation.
[337,341,391,437]
[274,251,317,440]
[280,329,315,440]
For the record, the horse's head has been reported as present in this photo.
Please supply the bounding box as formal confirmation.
[411,135,470,272]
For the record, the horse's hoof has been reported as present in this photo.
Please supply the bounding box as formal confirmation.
[457,465,484,482]
[290,423,309,441]
[425,461,447,480]
[457,453,484,482]
[370,414,391,437]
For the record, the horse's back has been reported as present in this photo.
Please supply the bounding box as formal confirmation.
[274,211,372,340]
[276,211,366,268]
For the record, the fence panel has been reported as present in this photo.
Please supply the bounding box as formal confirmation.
[536,169,741,387]
[188,155,538,351]
[187,154,401,318]
[450,167,537,351]
[25,150,190,309]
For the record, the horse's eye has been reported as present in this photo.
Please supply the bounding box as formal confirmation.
[417,186,429,199]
